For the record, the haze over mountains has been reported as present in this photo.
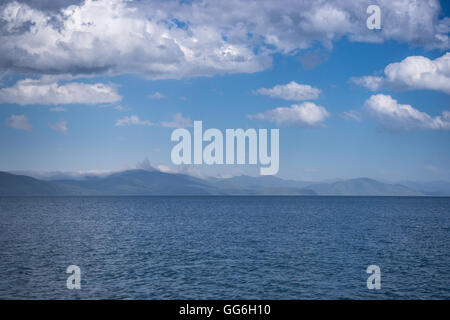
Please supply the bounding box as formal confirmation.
[1,170,450,196]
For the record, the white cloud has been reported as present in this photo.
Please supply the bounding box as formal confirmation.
[148,92,167,100]
[364,94,450,131]
[255,81,321,100]
[155,164,206,179]
[116,113,192,128]
[160,113,193,128]
[154,164,177,174]
[0,0,268,79]
[351,76,384,91]
[0,78,121,105]
[248,102,330,127]
[115,115,152,127]
[114,105,130,111]
[340,110,362,122]
[5,114,32,131]
[172,0,449,52]
[49,120,67,132]
[0,0,448,80]
[352,52,450,94]
[134,157,206,178]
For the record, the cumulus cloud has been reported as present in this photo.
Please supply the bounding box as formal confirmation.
[0,78,121,105]
[364,94,450,131]
[160,113,193,128]
[248,102,330,128]
[255,81,321,101]
[0,0,268,79]
[352,52,450,94]
[0,0,447,80]
[15,0,84,12]
[5,114,32,131]
[49,120,67,132]
[115,115,152,127]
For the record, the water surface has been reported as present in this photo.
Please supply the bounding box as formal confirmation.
[0,196,449,299]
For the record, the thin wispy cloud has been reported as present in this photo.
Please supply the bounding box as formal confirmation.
[49,120,68,133]
[114,105,130,112]
[115,115,153,127]
[341,110,362,122]
[149,92,167,100]
[115,113,192,128]
[5,115,33,131]
[160,113,193,128]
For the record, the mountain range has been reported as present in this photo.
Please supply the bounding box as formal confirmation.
[1,170,449,196]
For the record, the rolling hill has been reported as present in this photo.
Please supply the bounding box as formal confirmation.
[53,170,223,195]
[0,172,94,196]
[304,177,424,196]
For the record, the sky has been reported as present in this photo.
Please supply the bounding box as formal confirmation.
[0,0,449,182]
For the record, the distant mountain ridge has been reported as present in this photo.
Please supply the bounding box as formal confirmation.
[0,172,97,196]
[398,180,450,196]
[305,177,423,196]
[54,170,223,195]
[0,170,448,196]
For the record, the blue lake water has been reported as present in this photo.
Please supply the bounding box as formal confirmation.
[0,196,449,299]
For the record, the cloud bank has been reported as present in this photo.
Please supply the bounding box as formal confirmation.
[0,0,448,80]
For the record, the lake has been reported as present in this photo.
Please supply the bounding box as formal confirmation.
[0,196,449,299]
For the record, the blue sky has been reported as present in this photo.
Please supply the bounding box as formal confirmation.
[0,0,449,181]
